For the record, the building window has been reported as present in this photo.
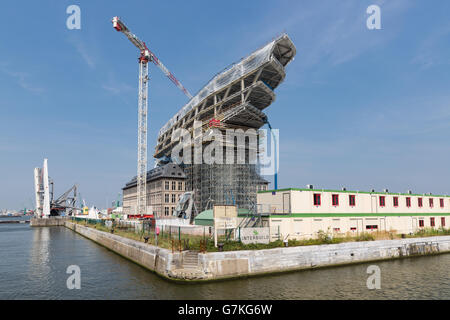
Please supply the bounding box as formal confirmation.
[164,194,169,203]
[165,181,169,190]
[429,198,434,208]
[440,199,444,208]
[441,217,446,227]
[393,197,399,207]
[164,207,169,216]
[178,181,183,191]
[172,181,176,190]
[379,196,385,207]
[313,194,321,206]
[349,195,356,207]
[171,207,175,215]
[430,217,435,227]
[366,225,378,230]
[418,198,423,208]
[419,219,424,227]
[332,194,339,206]
[172,194,176,203]
[406,197,411,208]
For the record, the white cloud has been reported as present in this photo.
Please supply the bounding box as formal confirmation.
[67,37,96,69]
[411,23,450,69]
[0,65,44,94]
[253,1,411,73]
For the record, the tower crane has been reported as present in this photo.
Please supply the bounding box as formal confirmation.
[112,16,192,218]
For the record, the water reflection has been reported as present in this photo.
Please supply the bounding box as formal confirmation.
[29,227,52,297]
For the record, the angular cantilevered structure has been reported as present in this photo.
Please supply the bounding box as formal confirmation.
[154,34,296,214]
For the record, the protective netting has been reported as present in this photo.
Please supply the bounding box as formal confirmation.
[158,36,283,138]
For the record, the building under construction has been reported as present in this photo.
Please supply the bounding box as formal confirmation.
[153,34,296,213]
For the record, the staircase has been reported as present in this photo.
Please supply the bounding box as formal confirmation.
[169,251,206,280]
[182,251,199,269]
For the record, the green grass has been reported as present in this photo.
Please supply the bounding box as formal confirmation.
[70,219,450,252]
[406,227,450,238]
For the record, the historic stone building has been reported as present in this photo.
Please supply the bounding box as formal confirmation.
[122,163,186,217]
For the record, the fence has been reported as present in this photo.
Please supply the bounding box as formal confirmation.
[70,217,214,252]
[71,217,286,251]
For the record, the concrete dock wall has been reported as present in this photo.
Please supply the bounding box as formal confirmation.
[30,217,67,227]
[64,222,182,278]
[198,236,450,280]
[63,221,450,282]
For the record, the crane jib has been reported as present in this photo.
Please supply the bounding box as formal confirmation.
[112,16,192,100]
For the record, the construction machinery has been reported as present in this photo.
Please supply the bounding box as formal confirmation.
[34,159,79,217]
[49,184,78,216]
[112,16,192,218]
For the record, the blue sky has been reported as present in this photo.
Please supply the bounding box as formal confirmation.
[1,0,449,210]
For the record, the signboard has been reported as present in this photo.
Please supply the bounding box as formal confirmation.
[213,205,237,220]
[215,217,237,229]
[240,227,270,244]
[213,205,238,247]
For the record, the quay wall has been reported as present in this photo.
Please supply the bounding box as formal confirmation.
[64,221,181,278]
[62,221,450,282]
[30,217,67,227]
[198,236,450,280]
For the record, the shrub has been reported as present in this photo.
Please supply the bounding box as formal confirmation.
[355,232,375,242]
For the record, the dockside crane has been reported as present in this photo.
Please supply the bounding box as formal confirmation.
[112,17,192,217]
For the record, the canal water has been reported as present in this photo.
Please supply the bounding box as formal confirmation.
[1,220,449,299]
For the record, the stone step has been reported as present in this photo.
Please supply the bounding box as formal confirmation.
[182,265,199,270]
[184,257,198,262]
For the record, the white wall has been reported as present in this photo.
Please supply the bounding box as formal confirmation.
[258,189,450,214]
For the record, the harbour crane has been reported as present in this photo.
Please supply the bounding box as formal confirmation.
[112,16,192,217]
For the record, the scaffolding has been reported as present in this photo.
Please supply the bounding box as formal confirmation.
[184,163,260,213]
[153,33,296,217]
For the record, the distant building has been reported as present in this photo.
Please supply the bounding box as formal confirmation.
[256,175,270,192]
[123,163,186,217]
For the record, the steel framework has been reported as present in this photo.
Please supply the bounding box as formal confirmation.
[137,60,149,217]
[154,35,296,213]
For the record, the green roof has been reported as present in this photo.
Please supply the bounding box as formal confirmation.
[194,209,213,226]
[258,188,450,198]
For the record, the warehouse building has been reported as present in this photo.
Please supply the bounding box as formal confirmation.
[257,187,450,240]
